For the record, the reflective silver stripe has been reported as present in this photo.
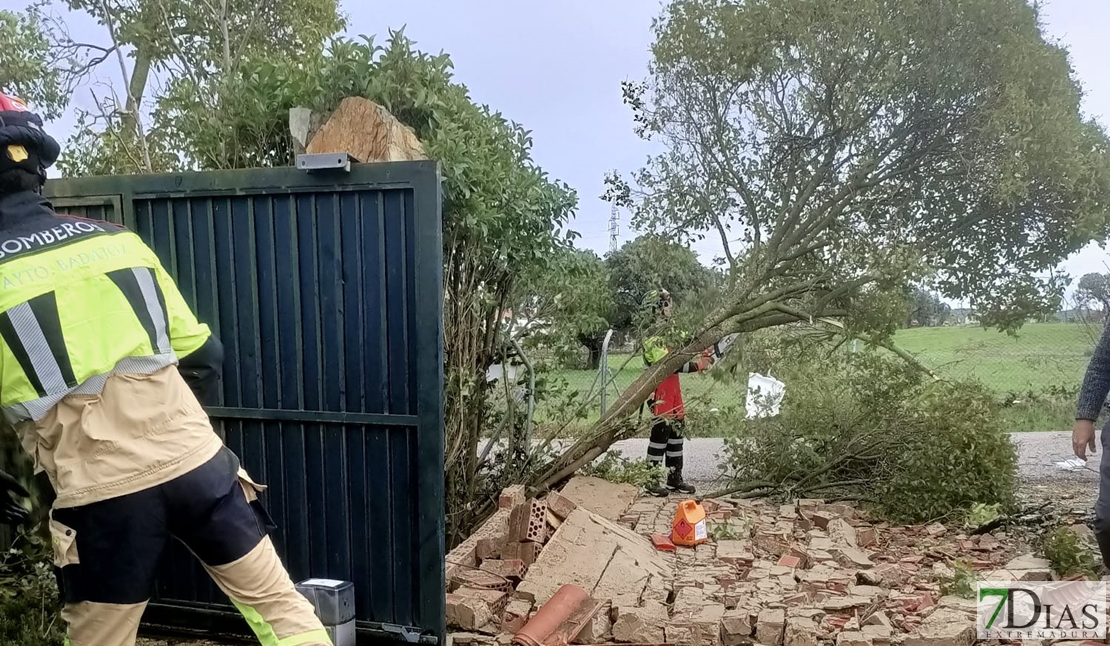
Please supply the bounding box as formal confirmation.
[4,354,178,422]
[132,267,171,354]
[647,454,664,463]
[667,438,684,445]
[6,302,68,393]
[648,442,668,450]
[666,450,683,458]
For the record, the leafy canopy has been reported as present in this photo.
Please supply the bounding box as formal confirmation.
[609,0,1110,334]
[0,7,66,119]
[55,0,345,176]
[513,248,613,356]
[1076,272,1110,311]
[606,234,716,334]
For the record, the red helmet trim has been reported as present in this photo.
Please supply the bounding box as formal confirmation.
[0,94,29,113]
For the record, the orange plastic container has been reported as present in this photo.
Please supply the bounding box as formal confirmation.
[671,499,709,547]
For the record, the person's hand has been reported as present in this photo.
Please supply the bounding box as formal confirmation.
[0,470,29,526]
[1074,419,1098,461]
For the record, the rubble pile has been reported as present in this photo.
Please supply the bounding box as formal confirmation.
[445,478,1074,646]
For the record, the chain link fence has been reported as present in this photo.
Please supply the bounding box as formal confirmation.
[523,318,1104,436]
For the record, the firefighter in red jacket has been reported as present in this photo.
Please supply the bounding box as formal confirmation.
[642,290,736,496]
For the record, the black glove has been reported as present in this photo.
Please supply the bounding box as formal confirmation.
[0,470,29,526]
[178,335,224,407]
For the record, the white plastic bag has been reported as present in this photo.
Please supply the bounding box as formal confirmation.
[746,372,786,419]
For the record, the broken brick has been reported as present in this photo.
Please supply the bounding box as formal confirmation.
[832,547,873,569]
[447,593,493,631]
[807,510,836,530]
[573,602,612,644]
[543,491,577,521]
[924,523,946,538]
[856,527,878,548]
[479,559,526,582]
[611,602,668,644]
[501,598,532,634]
[455,587,508,615]
[668,601,725,646]
[475,537,503,562]
[754,530,791,557]
[720,608,754,646]
[778,554,803,569]
[508,499,548,544]
[717,539,756,565]
[499,485,526,510]
[451,569,512,594]
[861,624,891,641]
[836,632,873,646]
[828,519,858,548]
[784,616,820,646]
[501,541,538,567]
[756,608,786,645]
[902,608,974,646]
[447,509,511,570]
[652,534,676,551]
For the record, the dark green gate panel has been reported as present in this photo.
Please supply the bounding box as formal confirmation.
[43,162,446,642]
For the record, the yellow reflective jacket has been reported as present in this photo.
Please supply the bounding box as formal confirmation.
[0,191,221,508]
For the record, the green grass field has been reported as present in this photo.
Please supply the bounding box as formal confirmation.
[536,322,1102,434]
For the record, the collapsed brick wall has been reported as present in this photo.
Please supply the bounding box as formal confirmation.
[446,479,1079,646]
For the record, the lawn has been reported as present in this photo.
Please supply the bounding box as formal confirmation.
[535,322,1101,434]
[894,322,1099,394]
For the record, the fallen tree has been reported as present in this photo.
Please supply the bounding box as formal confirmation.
[531,0,1110,492]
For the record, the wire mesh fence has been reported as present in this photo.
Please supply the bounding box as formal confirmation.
[526,318,1104,436]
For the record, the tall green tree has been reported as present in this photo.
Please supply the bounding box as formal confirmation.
[1076,272,1110,314]
[542,0,1110,488]
[0,6,66,119]
[904,287,951,327]
[513,248,613,369]
[605,234,715,335]
[52,0,344,175]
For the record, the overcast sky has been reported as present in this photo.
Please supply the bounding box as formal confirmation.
[17,0,1110,299]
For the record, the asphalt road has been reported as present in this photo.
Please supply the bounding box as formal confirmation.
[610,431,1100,493]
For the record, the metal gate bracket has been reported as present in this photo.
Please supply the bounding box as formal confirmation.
[363,621,439,644]
[297,152,358,173]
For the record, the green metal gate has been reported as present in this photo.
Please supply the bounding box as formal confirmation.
[42,161,446,643]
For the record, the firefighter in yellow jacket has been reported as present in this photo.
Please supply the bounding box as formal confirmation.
[0,94,331,646]
[641,289,736,497]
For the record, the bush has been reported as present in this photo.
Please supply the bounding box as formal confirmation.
[718,348,1017,523]
[874,380,1017,522]
[0,530,64,646]
[1042,526,1098,580]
